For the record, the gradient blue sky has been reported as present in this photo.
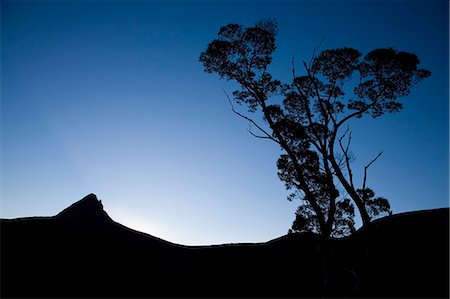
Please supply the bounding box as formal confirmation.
[1,0,448,245]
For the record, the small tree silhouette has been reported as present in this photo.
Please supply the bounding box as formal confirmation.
[199,20,430,239]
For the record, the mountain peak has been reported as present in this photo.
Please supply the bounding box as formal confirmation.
[56,193,109,223]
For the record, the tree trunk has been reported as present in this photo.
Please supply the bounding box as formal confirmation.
[258,99,329,233]
[327,149,371,227]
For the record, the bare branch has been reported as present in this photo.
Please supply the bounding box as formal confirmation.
[338,127,354,189]
[291,56,296,81]
[247,124,272,139]
[345,131,352,154]
[308,36,326,69]
[334,153,346,171]
[362,150,384,195]
[366,150,383,170]
[338,127,350,144]
[303,61,328,125]
[222,89,279,144]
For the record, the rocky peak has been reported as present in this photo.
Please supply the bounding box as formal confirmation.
[56,193,109,223]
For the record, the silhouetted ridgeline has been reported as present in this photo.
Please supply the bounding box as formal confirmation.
[1,194,448,298]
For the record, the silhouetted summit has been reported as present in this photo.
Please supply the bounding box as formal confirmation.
[56,193,110,223]
[1,194,448,298]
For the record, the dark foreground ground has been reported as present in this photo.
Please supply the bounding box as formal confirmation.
[1,194,448,298]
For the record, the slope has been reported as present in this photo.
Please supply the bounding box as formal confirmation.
[1,194,448,298]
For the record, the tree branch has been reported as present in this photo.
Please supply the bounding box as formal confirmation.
[325,81,339,127]
[302,61,330,154]
[338,127,355,189]
[308,36,325,70]
[222,89,279,144]
[334,101,376,133]
[256,92,328,233]
[247,124,272,139]
[291,69,323,152]
[362,150,383,195]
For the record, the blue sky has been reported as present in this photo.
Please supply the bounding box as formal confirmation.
[1,0,448,245]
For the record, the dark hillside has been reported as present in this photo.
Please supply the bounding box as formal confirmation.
[1,194,448,298]
[352,208,449,298]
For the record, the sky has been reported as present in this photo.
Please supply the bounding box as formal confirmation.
[1,0,448,245]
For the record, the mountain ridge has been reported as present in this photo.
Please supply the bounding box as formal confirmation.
[3,192,448,246]
[55,193,112,223]
[1,194,448,298]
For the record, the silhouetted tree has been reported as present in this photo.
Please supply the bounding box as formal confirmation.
[199,20,430,239]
